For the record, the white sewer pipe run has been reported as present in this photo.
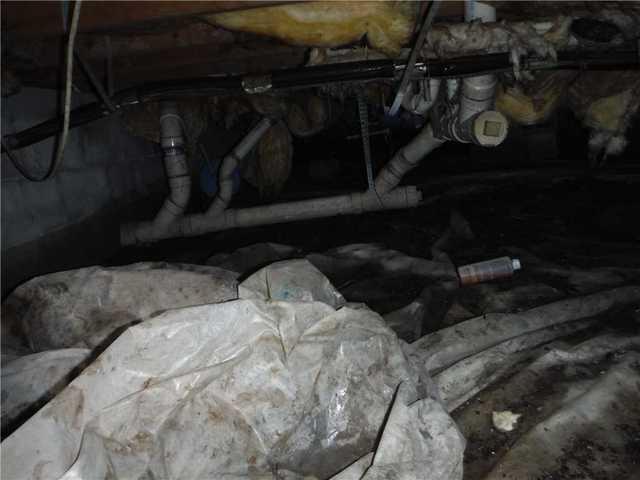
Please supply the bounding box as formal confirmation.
[121,116,272,245]
[207,117,273,217]
[121,102,190,245]
[156,102,191,227]
[373,0,502,196]
[121,186,422,244]
[122,102,191,246]
[460,1,497,122]
[373,124,445,195]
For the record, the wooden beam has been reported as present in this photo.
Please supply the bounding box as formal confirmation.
[2,1,296,36]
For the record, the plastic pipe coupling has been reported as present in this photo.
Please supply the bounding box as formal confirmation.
[440,110,509,147]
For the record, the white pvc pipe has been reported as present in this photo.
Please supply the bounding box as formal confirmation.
[121,102,191,245]
[464,0,496,22]
[459,75,498,123]
[154,102,191,227]
[373,124,445,194]
[207,117,273,217]
[372,0,501,198]
[460,1,497,122]
[124,102,191,242]
[121,186,422,244]
[121,116,272,245]
[402,78,441,116]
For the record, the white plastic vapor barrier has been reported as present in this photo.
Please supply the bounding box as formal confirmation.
[1,348,91,432]
[2,262,238,351]
[1,260,464,480]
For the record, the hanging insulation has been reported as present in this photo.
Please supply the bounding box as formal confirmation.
[423,17,572,60]
[205,1,417,56]
[286,95,329,138]
[569,71,640,158]
[496,70,577,125]
[242,120,293,198]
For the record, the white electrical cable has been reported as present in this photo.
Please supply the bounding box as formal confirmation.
[50,0,83,178]
[7,0,82,181]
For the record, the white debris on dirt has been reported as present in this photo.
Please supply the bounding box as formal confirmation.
[492,410,522,432]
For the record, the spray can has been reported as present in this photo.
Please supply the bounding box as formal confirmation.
[457,256,522,286]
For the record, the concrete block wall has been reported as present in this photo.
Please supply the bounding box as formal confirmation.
[2,88,167,296]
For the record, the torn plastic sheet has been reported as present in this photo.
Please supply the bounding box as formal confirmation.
[408,285,640,374]
[434,318,597,411]
[2,262,238,351]
[1,260,464,480]
[1,348,91,433]
[333,384,464,480]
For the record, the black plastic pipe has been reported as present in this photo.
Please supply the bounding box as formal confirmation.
[3,47,638,153]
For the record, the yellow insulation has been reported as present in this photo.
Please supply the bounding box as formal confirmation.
[206,1,417,56]
[496,85,564,125]
[585,90,634,132]
[496,71,576,125]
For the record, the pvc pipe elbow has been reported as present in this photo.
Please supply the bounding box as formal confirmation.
[459,74,498,122]
[373,124,444,194]
[448,110,508,146]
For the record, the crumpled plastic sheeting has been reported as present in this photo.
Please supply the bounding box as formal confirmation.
[205,1,417,57]
[409,285,640,374]
[2,262,238,351]
[239,259,346,309]
[334,384,464,480]
[434,318,597,411]
[1,260,464,480]
[1,348,91,434]
[214,242,455,339]
[456,333,640,479]
[383,298,426,342]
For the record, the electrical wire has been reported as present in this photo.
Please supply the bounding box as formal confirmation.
[6,0,82,181]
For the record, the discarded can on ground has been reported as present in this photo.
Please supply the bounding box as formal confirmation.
[457,256,521,286]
